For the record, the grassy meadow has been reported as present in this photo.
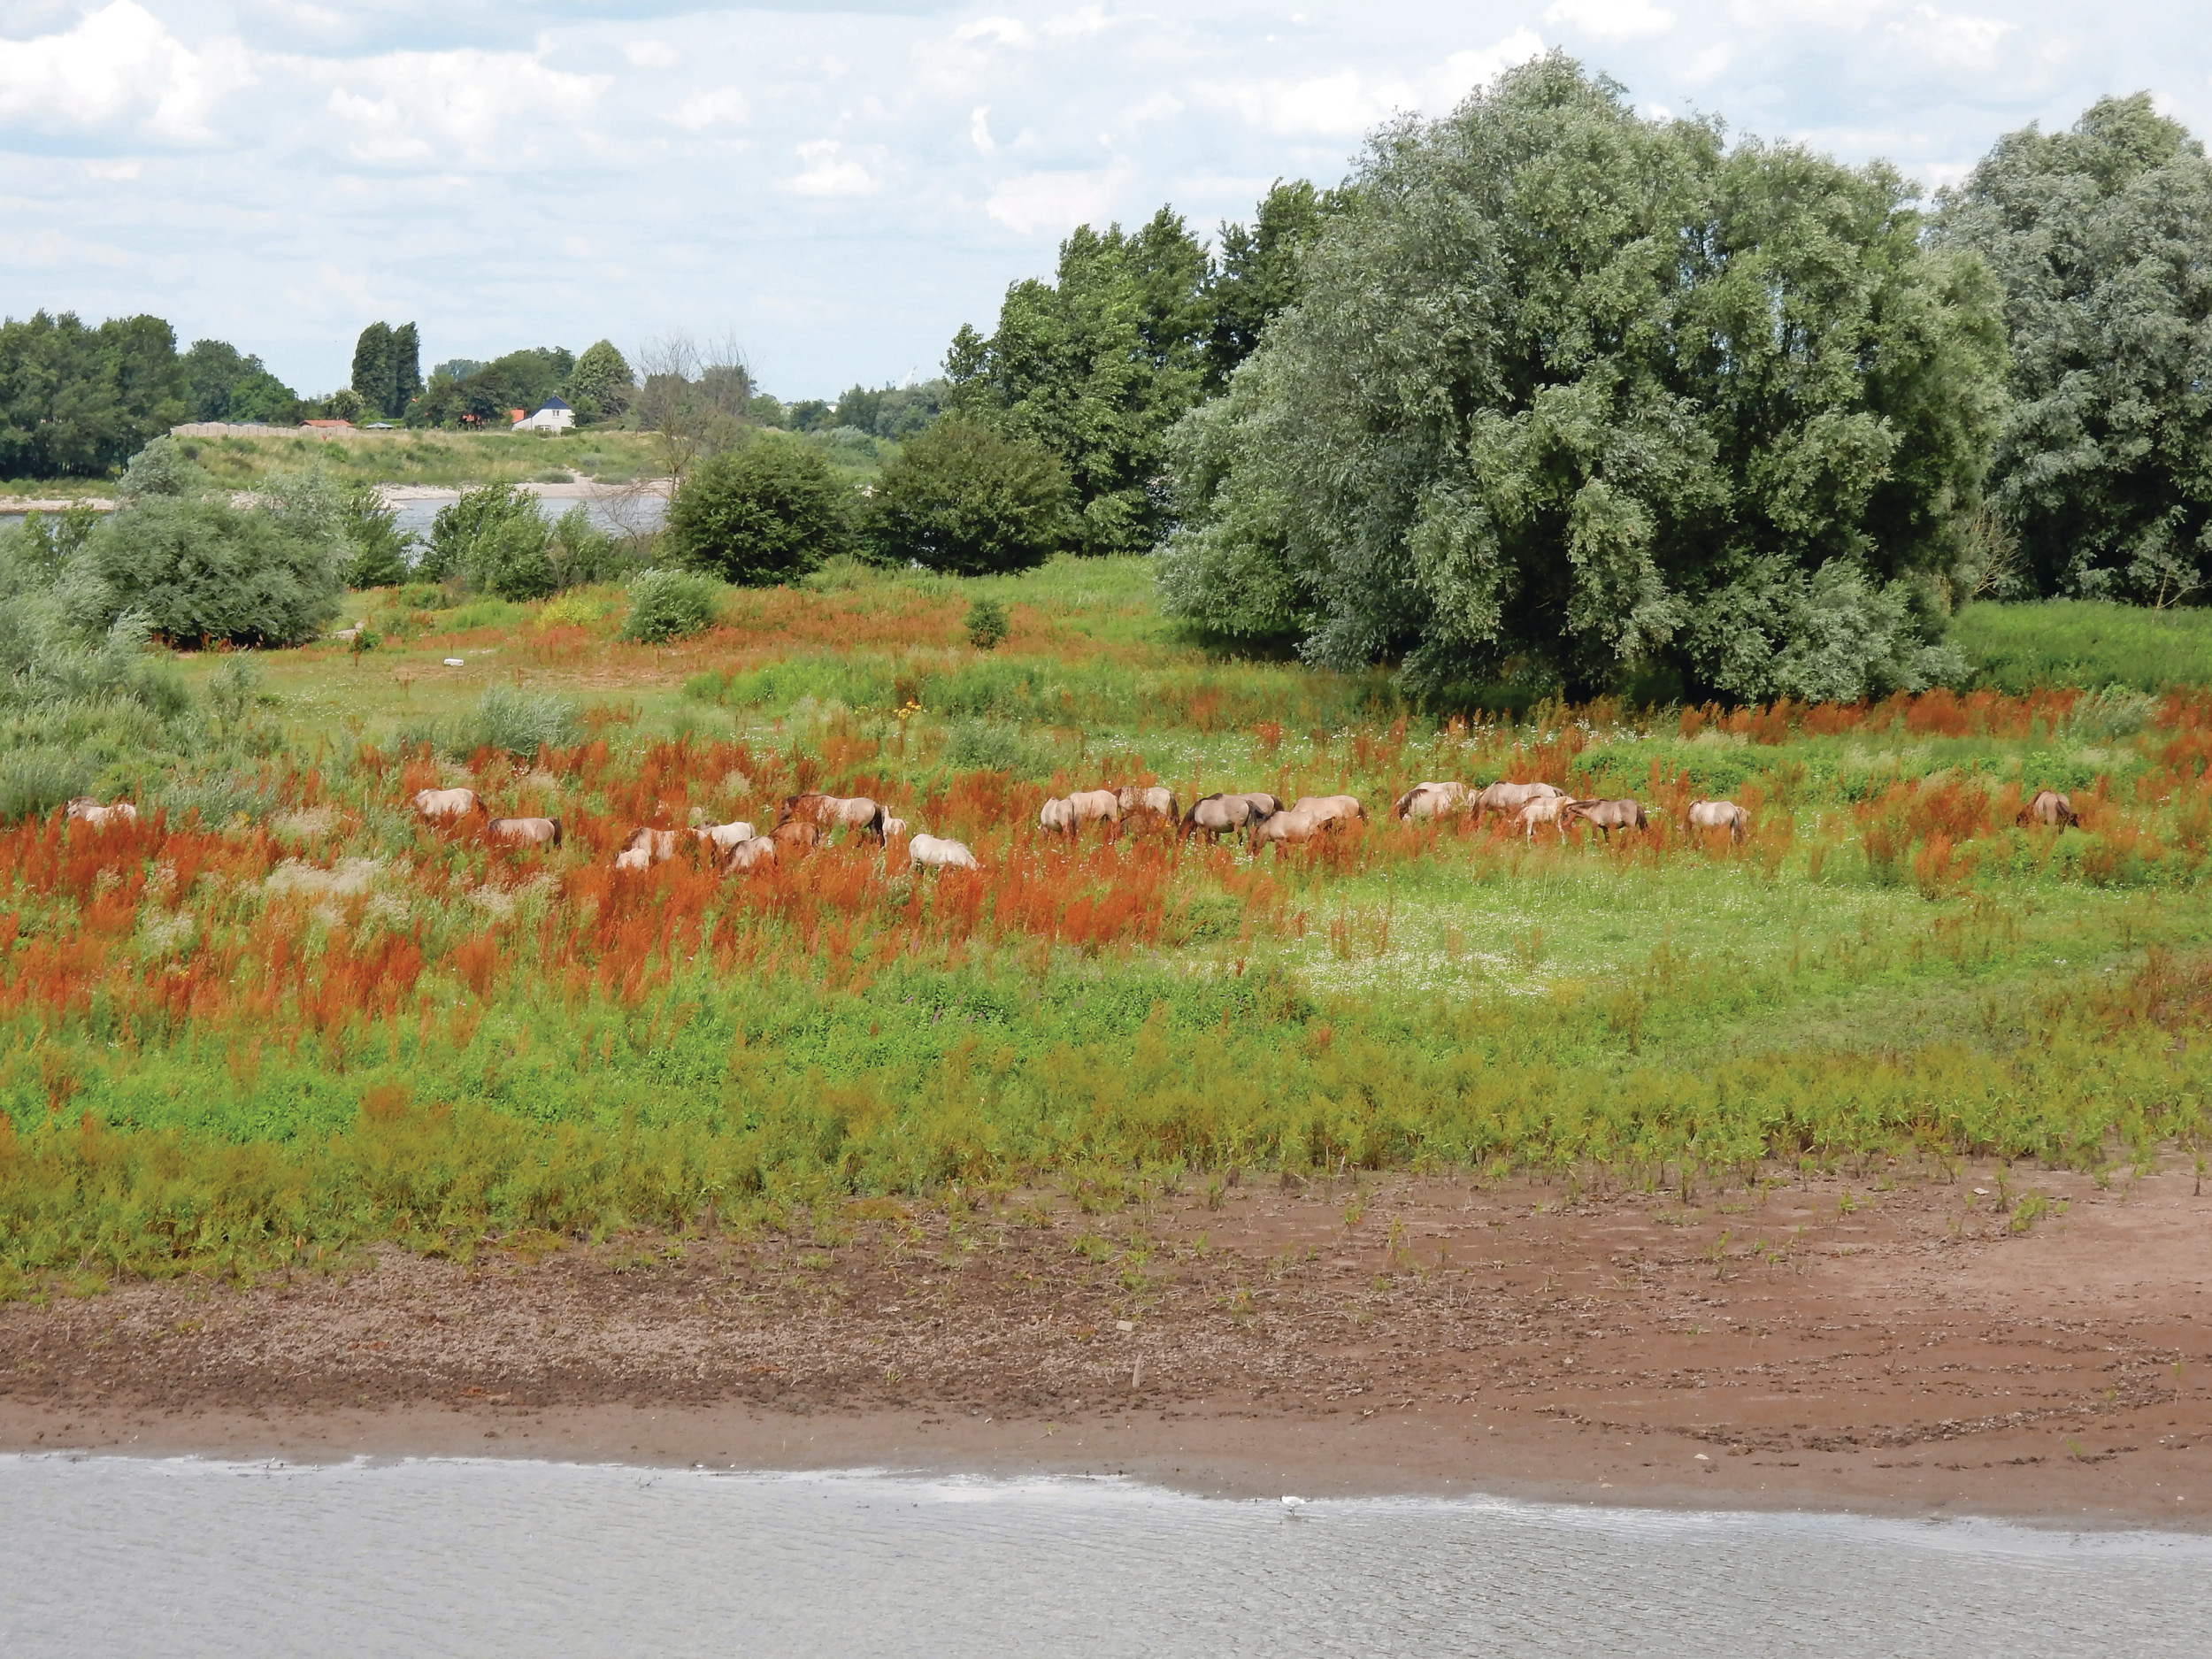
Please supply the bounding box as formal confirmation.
[6,554,2212,1289]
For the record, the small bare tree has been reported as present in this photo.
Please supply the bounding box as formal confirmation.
[631,332,753,486]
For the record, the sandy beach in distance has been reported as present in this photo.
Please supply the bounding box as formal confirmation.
[6,1160,2209,1528]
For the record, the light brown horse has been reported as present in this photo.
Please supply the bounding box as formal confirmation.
[1117,784,1179,822]
[1041,790,1120,836]
[769,818,823,855]
[1563,798,1647,841]
[1251,807,1335,851]
[695,819,757,853]
[718,835,779,873]
[487,817,560,849]
[1471,780,1564,824]
[1514,795,1572,841]
[1393,781,1468,821]
[2019,789,2078,828]
[65,797,137,828]
[908,833,979,870]
[780,793,887,839]
[411,787,481,821]
[1182,792,1281,840]
[881,817,909,840]
[1290,794,1364,828]
[619,826,680,864]
[614,846,652,872]
[1686,800,1748,843]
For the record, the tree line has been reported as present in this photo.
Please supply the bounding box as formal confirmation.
[914,59,2212,702]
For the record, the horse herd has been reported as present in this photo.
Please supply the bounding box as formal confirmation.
[406,773,2085,872]
[58,778,2081,876]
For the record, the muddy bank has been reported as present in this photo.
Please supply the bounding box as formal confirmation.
[6,1161,2209,1525]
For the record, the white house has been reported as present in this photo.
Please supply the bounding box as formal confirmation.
[513,396,574,433]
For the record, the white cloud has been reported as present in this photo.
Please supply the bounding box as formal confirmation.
[1882,5,2015,70]
[970,104,995,154]
[625,40,680,71]
[787,139,879,197]
[983,164,1130,234]
[1546,0,1676,40]
[1440,30,1548,102]
[670,88,749,131]
[319,48,603,165]
[0,1,254,142]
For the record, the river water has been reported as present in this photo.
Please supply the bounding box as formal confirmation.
[0,1456,2200,1656]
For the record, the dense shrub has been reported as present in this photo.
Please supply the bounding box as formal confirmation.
[419,484,539,584]
[340,484,412,589]
[664,440,846,586]
[420,486,620,599]
[74,494,342,649]
[620,568,720,643]
[864,419,1071,575]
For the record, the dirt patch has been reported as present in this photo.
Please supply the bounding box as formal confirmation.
[7,1159,2211,1525]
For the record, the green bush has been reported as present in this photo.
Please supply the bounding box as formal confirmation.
[0,746,88,821]
[419,483,539,584]
[864,419,1071,575]
[620,568,721,643]
[75,495,342,648]
[664,440,847,586]
[442,685,577,759]
[965,595,1010,650]
[340,483,412,589]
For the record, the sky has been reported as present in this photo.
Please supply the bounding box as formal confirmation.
[2,1,2207,401]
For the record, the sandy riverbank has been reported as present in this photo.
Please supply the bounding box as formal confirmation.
[7,1162,2208,1526]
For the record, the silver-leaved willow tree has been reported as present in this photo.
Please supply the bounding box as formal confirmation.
[1159,54,2008,704]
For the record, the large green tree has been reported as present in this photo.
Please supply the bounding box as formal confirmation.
[0,311,187,478]
[864,419,1072,575]
[1936,95,2212,606]
[351,321,426,419]
[1203,179,1332,392]
[946,207,1210,557]
[182,339,299,424]
[1161,56,2006,703]
[565,340,633,424]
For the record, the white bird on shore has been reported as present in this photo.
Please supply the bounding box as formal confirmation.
[1281,1496,1309,1517]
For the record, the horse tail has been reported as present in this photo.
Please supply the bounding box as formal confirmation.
[550,819,563,848]
[869,803,886,838]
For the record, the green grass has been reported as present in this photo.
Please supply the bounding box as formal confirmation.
[1955,600,2212,693]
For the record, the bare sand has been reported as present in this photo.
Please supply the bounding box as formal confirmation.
[6,1160,2209,1526]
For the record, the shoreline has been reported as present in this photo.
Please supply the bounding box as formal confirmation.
[8,1164,2210,1531]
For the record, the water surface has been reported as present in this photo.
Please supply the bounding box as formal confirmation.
[0,1455,2198,1656]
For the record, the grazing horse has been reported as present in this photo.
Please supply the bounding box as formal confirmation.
[881,817,908,840]
[411,787,481,822]
[1250,807,1333,851]
[1563,798,1647,841]
[1514,795,1572,841]
[487,817,560,849]
[1290,794,1364,828]
[64,797,137,828]
[780,793,887,840]
[614,846,651,872]
[769,818,823,855]
[2020,789,2079,828]
[718,835,779,873]
[1041,789,1120,837]
[695,819,756,853]
[1471,780,1564,824]
[908,833,978,871]
[1393,781,1469,820]
[619,826,680,864]
[1686,800,1748,843]
[1181,792,1279,841]
[1116,785,1179,822]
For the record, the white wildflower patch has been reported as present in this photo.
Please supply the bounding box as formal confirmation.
[273,805,342,841]
[134,908,196,962]
[265,856,384,897]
